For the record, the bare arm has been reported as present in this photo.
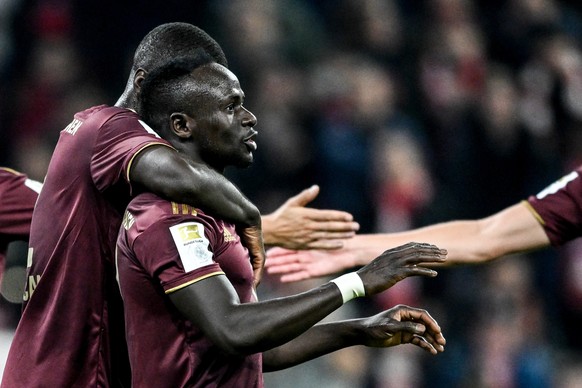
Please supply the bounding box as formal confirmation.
[169,242,446,356]
[266,202,550,282]
[130,146,265,285]
[261,185,360,250]
[262,305,446,371]
[130,145,260,227]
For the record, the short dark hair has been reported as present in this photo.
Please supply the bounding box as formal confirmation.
[133,22,227,73]
[139,50,215,136]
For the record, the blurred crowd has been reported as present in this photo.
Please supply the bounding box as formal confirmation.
[2,0,582,386]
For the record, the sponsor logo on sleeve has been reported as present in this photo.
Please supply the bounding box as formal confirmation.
[169,222,213,272]
[122,211,135,230]
[223,228,236,242]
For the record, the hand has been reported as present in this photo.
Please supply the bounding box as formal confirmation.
[266,247,356,282]
[357,305,446,354]
[238,225,266,288]
[357,242,446,296]
[261,185,360,250]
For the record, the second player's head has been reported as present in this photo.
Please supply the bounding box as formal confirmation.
[139,52,258,173]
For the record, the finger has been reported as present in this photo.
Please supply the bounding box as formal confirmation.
[411,335,440,354]
[303,230,358,241]
[402,248,448,265]
[279,271,310,283]
[285,185,320,207]
[398,308,444,342]
[421,331,446,352]
[408,267,439,278]
[387,321,426,335]
[265,262,304,274]
[303,210,356,223]
[305,220,360,232]
[306,240,346,250]
[265,248,299,261]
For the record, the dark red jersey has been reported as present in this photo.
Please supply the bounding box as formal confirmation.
[116,192,262,388]
[0,168,41,278]
[526,167,582,246]
[2,105,173,388]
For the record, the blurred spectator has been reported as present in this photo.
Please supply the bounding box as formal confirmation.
[3,0,582,386]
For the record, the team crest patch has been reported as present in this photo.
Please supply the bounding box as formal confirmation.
[169,222,213,272]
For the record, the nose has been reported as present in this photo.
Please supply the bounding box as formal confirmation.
[242,106,257,127]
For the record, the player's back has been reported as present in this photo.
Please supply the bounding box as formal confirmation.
[2,104,169,388]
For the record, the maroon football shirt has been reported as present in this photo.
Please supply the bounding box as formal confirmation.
[0,168,41,279]
[116,192,263,388]
[2,105,173,388]
[526,167,582,246]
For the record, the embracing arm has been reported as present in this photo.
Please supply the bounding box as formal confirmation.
[130,146,265,285]
[169,243,445,356]
[266,202,550,282]
[130,146,260,227]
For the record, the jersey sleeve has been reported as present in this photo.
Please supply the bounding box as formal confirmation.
[91,114,173,192]
[133,216,225,294]
[0,168,41,238]
[526,168,582,246]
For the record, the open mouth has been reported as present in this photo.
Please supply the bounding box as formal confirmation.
[243,130,258,151]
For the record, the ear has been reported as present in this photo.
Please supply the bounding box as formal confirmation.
[133,68,147,92]
[170,112,195,139]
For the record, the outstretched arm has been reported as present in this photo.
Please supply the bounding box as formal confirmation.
[130,146,265,285]
[169,242,446,356]
[262,305,445,371]
[261,185,360,250]
[266,202,550,282]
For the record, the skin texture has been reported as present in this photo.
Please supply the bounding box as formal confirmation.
[142,61,447,369]
[120,56,360,283]
[261,185,360,250]
[266,201,551,283]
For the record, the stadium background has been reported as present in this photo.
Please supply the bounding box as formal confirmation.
[1,0,582,386]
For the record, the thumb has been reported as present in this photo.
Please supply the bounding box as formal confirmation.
[285,185,320,207]
[386,321,426,335]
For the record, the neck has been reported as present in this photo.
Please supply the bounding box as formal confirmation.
[115,88,138,109]
[172,144,226,176]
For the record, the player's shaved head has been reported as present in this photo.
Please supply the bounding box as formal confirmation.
[132,22,227,72]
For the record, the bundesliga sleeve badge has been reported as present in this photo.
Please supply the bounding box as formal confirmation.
[169,222,213,272]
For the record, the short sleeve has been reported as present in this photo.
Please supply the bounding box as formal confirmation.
[527,168,582,246]
[91,114,172,192]
[133,216,224,294]
[0,170,40,238]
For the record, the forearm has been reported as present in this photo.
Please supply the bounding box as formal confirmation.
[225,284,343,354]
[262,320,360,372]
[130,147,260,226]
[348,203,550,266]
[172,277,345,356]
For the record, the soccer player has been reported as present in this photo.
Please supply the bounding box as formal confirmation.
[116,52,447,387]
[265,168,582,281]
[0,23,357,388]
[0,168,41,282]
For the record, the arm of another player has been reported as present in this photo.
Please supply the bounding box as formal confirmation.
[169,242,446,356]
[262,305,445,372]
[261,185,360,250]
[129,145,265,285]
[266,201,550,282]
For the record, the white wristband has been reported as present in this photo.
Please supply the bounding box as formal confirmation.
[330,272,365,304]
